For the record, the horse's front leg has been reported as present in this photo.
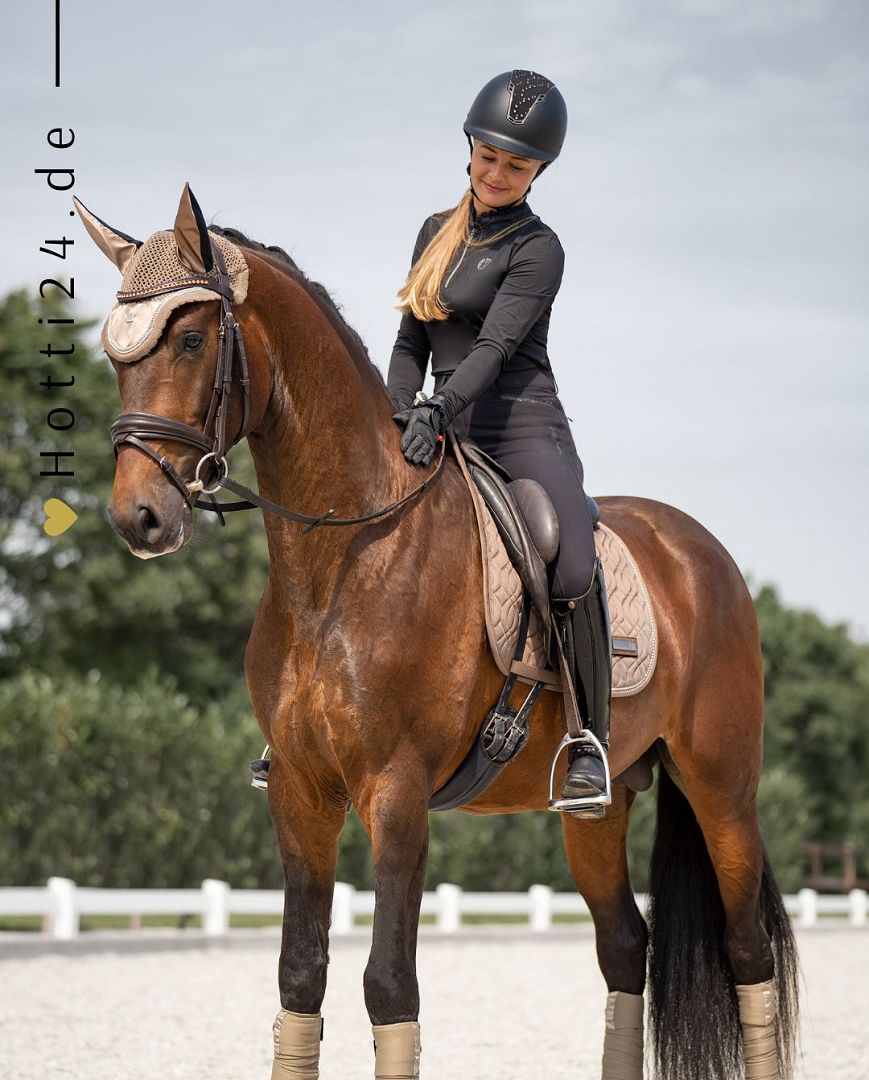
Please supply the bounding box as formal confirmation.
[268,758,347,1080]
[355,754,430,1080]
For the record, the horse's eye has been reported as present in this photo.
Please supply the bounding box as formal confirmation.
[183,332,203,351]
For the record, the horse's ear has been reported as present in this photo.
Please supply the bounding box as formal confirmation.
[174,182,213,275]
[73,196,142,273]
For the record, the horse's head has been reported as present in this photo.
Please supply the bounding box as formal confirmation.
[76,185,260,558]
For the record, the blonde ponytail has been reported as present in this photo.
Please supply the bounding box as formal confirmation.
[397,192,472,322]
[397,190,532,322]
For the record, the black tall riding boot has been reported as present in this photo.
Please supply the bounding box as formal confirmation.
[555,558,612,802]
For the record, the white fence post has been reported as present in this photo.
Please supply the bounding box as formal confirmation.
[332,882,355,934]
[47,877,78,940]
[798,887,817,927]
[202,879,230,936]
[436,883,462,933]
[848,889,867,927]
[529,885,552,932]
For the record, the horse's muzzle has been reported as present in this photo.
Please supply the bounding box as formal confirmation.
[107,493,190,559]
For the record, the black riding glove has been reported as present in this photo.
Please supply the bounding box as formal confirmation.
[393,396,448,466]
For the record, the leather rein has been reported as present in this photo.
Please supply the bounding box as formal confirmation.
[110,240,446,533]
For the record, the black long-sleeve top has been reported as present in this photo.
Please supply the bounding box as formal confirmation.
[387,199,565,422]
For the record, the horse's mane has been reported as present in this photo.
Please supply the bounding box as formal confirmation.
[210,225,385,385]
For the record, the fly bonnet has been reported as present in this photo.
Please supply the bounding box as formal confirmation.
[75,184,249,364]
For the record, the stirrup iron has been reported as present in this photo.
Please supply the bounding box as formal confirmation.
[250,744,270,790]
[547,731,612,818]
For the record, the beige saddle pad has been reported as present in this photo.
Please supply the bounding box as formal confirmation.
[469,487,658,697]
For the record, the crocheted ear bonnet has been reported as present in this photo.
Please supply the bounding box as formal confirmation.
[74,185,249,362]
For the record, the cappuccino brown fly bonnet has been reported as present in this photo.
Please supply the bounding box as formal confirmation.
[78,193,249,365]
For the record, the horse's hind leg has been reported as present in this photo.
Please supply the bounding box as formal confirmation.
[268,763,347,1079]
[561,784,647,1080]
[355,759,429,1080]
[664,728,799,1079]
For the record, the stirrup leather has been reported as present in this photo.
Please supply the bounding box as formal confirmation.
[548,731,612,818]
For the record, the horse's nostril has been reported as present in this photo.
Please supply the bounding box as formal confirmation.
[138,504,160,536]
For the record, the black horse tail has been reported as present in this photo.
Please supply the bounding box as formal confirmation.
[647,767,799,1080]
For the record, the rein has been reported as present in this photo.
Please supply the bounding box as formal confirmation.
[110,240,446,533]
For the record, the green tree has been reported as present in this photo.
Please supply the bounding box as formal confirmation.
[426,811,576,892]
[0,667,279,888]
[755,584,869,846]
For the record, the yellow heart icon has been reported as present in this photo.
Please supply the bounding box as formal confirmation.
[43,498,78,536]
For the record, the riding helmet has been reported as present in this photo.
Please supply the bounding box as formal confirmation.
[463,69,567,162]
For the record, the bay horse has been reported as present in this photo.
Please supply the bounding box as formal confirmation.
[77,186,798,1080]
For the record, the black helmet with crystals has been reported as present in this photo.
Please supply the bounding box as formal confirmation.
[463,69,567,162]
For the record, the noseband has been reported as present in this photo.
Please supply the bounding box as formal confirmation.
[110,239,445,532]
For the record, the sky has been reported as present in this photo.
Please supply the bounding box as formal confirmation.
[3,0,868,635]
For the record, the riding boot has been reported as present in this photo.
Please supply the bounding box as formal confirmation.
[555,558,612,801]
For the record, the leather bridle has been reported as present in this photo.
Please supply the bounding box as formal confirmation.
[110,239,445,533]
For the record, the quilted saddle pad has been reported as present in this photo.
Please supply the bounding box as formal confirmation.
[469,487,658,698]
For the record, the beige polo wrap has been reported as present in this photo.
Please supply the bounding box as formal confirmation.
[372,1021,421,1079]
[271,1009,322,1079]
[736,981,780,1079]
[602,991,644,1080]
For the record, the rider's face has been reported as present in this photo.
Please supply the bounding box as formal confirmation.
[469,140,542,213]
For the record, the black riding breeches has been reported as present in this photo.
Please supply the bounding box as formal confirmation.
[440,370,597,600]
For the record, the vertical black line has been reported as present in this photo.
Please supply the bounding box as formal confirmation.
[55,0,61,87]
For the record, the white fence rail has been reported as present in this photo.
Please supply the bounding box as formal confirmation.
[0,880,866,940]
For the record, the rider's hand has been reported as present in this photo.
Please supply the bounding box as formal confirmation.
[394,400,446,466]
[392,406,414,430]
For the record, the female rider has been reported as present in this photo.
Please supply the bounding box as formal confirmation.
[387,69,612,812]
